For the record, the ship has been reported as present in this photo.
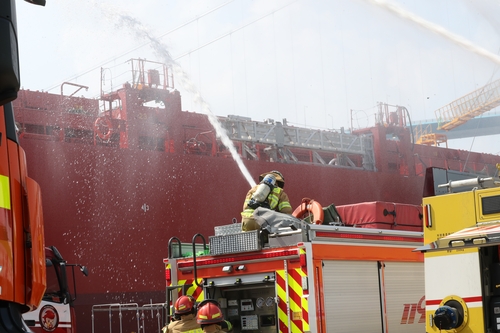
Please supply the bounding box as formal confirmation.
[12,59,500,332]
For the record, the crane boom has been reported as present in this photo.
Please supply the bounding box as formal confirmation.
[436,78,500,131]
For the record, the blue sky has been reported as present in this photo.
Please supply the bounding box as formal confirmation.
[16,0,500,154]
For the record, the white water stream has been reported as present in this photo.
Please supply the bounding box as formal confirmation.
[101,5,256,187]
[368,0,500,66]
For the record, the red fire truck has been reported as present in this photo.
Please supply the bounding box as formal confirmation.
[23,246,88,333]
[164,201,425,333]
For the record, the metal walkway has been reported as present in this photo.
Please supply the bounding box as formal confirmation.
[435,79,500,131]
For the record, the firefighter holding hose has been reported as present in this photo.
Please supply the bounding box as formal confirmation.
[240,170,293,231]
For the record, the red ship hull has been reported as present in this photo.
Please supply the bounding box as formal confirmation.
[13,61,500,332]
[21,139,427,331]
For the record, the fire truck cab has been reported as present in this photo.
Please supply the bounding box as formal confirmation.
[0,1,47,332]
[22,246,88,332]
[165,202,425,333]
[419,166,500,332]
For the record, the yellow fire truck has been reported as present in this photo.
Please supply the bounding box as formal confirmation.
[164,201,425,333]
[419,166,500,332]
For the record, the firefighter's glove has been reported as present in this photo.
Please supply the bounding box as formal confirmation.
[220,320,233,332]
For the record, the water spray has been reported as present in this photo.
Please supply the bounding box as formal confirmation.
[368,0,500,66]
[101,7,256,187]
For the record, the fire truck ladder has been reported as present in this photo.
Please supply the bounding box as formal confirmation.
[220,117,376,171]
[436,78,500,131]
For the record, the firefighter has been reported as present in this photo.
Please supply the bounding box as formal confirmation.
[196,301,227,333]
[162,296,232,333]
[241,170,293,231]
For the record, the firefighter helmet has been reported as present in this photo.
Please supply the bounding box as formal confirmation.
[196,300,224,325]
[259,170,285,188]
[174,295,196,315]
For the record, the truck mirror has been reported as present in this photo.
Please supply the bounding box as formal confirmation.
[24,0,46,6]
[0,0,20,104]
[80,265,89,277]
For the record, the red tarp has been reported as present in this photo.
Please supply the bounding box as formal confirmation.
[335,201,423,231]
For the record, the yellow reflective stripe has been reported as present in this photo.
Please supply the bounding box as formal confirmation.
[241,208,253,217]
[0,175,11,210]
[268,188,281,210]
[278,201,292,211]
[176,279,204,301]
[276,270,289,331]
[289,268,308,333]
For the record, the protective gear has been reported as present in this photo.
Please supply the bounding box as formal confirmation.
[248,173,276,209]
[163,313,201,333]
[197,301,224,325]
[259,170,285,188]
[241,171,293,232]
[175,295,196,315]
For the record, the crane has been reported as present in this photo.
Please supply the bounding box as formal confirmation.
[416,78,500,146]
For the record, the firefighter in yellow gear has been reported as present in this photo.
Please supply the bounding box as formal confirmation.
[241,170,293,231]
[196,300,227,333]
[162,296,232,333]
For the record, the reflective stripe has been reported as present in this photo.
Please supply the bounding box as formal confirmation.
[241,208,253,218]
[276,266,310,333]
[0,175,10,210]
[267,187,281,210]
[175,278,204,303]
[278,200,292,211]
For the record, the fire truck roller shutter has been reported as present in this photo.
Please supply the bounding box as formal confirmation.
[383,262,425,332]
[322,261,382,331]
[322,260,425,333]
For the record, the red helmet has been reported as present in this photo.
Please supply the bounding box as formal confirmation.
[196,301,224,325]
[174,295,196,315]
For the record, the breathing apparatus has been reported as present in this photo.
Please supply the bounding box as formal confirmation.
[248,173,277,209]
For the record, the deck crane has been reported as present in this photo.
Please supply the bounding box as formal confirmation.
[416,78,500,146]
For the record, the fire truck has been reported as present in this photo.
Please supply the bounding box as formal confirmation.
[164,200,425,333]
[418,166,500,332]
[22,246,88,333]
[0,1,47,332]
